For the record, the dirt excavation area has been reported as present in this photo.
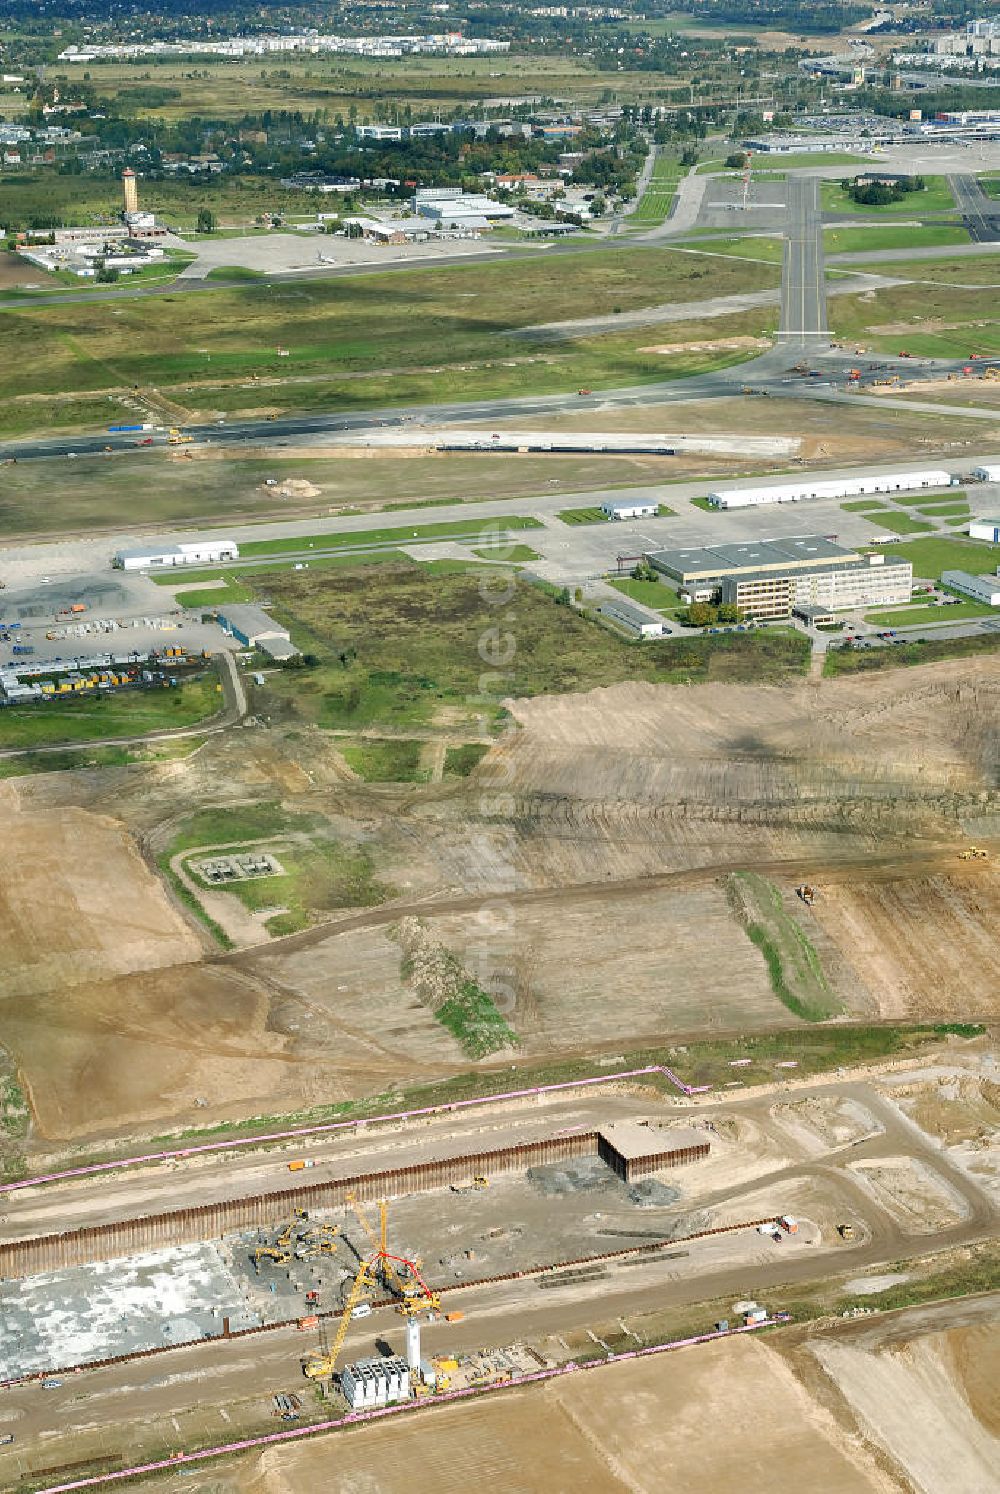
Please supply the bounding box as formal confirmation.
[176,1338,891,1494]
[0,655,997,1147]
[807,1297,1000,1494]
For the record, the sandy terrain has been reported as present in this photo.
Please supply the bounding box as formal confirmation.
[848,1156,971,1234]
[192,1339,889,1494]
[812,1311,1000,1494]
[2,656,997,1144]
[0,789,200,1000]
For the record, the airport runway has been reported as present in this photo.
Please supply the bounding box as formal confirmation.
[948,172,1000,244]
[780,176,828,346]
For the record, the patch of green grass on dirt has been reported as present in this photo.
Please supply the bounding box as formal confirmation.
[340,738,427,782]
[841,500,890,513]
[728,872,840,1023]
[0,737,205,777]
[443,742,491,777]
[436,979,518,1059]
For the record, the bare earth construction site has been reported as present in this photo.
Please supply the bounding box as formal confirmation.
[0,630,997,1491]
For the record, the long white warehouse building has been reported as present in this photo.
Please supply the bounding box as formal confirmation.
[113,539,239,570]
[708,469,953,509]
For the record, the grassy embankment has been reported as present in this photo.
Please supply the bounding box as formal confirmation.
[824,631,1000,676]
[47,1023,985,1163]
[0,246,780,438]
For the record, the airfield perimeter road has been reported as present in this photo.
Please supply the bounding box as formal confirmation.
[779,176,828,347]
[948,172,1000,244]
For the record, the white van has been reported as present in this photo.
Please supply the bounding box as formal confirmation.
[351,1303,372,1320]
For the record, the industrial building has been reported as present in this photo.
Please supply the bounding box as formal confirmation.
[969,516,1000,542]
[972,466,1000,483]
[941,569,1000,605]
[113,540,239,571]
[216,604,300,660]
[410,188,515,225]
[600,499,658,520]
[647,536,912,619]
[340,1356,410,1410]
[599,597,666,639]
[597,1123,710,1182]
[707,469,953,509]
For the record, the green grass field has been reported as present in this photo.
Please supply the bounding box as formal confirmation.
[444,742,491,777]
[913,501,970,516]
[629,152,684,226]
[829,280,1000,357]
[841,255,1000,286]
[867,512,934,535]
[690,234,785,264]
[841,500,890,513]
[249,564,811,735]
[238,516,541,558]
[0,672,221,750]
[820,176,956,216]
[557,506,608,525]
[865,598,995,626]
[878,535,1000,580]
[0,249,780,438]
[609,577,683,610]
[824,223,969,255]
[890,488,964,507]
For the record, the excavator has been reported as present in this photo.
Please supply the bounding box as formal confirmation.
[959,846,989,860]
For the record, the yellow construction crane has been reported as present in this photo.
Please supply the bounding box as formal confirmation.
[302,1258,377,1381]
[345,1193,402,1293]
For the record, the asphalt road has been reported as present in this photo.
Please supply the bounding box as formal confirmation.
[948,172,1000,244]
[780,176,828,346]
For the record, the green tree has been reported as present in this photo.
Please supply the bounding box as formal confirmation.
[687,601,718,627]
[196,207,216,233]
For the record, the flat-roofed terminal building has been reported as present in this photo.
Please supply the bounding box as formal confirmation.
[646,535,912,620]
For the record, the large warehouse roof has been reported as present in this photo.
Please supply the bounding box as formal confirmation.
[648,534,855,581]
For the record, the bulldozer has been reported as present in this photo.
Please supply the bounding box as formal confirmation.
[959,847,989,861]
[795,884,817,906]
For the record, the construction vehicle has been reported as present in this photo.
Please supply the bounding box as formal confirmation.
[796,884,816,906]
[847,368,861,382]
[302,1258,378,1381]
[838,1222,856,1241]
[960,847,989,860]
[450,1175,490,1195]
[168,434,193,445]
[252,1245,291,1271]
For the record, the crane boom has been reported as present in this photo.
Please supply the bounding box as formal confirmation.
[302,1258,377,1381]
[346,1193,401,1291]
